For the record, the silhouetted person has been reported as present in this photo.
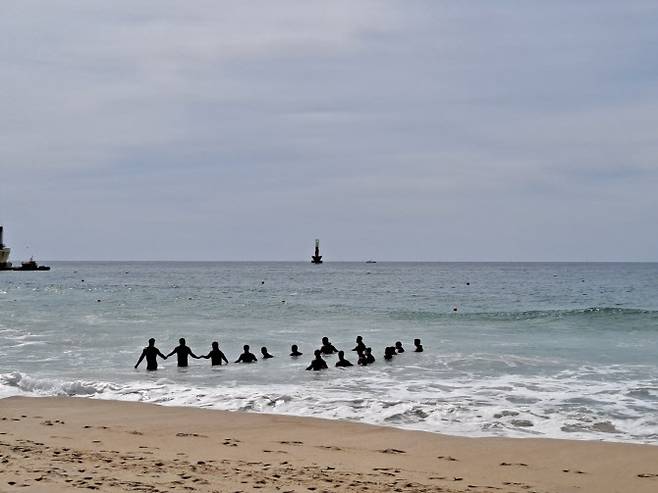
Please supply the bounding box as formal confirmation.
[395,341,405,353]
[290,344,303,357]
[134,338,167,371]
[235,344,258,363]
[166,338,200,367]
[306,349,328,371]
[352,335,366,353]
[203,341,229,366]
[365,347,375,365]
[384,346,396,361]
[261,346,274,359]
[357,348,368,366]
[320,336,338,355]
[335,350,353,367]
[414,338,424,352]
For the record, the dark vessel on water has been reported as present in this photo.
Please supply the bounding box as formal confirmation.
[311,238,323,264]
[0,226,50,271]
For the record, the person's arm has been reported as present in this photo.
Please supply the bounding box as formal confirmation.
[235,354,243,363]
[134,349,146,369]
[202,352,211,359]
[189,348,200,359]
[220,351,228,364]
[157,350,167,360]
[306,363,313,370]
[331,344,338,353]
[166,347,177,358]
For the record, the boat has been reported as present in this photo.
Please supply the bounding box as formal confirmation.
[311,239,323,264]
[365,260,377,264]
[17,258,50,271]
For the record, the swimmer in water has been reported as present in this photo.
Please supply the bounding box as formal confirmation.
[414,338,424,352]
[235,344,258,363]
[357,348,367,366]
[134,338,167,371]
[395,341,405,353]
[384,346,396,361]
[166,338,200,367]
[352,335,366,353]
[290,344,303,357]
[202,341,229,366]
[261,346,274,359]
[320,336,338,355]
[335,350,353,367]
[306,349,328,371]
[365,347,375,365]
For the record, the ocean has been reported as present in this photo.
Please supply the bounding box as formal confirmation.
[1,262,657,444]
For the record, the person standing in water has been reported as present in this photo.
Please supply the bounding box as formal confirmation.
[235,344,258,363]
[335,350,353,367]
[414,338,424,352]
[384,346,396,361]
[261,347,274,359]
[134,338,167,370]
[320,336,338,355]
[352,335,366,353]
[365,347,376,365]
[395,341,405,353]
[202,341,229,366]
[167,338,200,367]
[290,344,303,357]
[306,349,328,371]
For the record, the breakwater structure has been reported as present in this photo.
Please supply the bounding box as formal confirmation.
[0,225,50,271]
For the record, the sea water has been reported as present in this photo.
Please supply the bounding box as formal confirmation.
[1,262,657,443]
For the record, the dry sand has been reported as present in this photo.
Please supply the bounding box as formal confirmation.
[0,396,656,492]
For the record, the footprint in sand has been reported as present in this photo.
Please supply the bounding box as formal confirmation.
[637,473,658,478]
[500,462,528,467]
[379,448,406,454]
[437,455,459,462]
[316,445,343,451]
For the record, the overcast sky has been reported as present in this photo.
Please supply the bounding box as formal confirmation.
[1,1,657,261]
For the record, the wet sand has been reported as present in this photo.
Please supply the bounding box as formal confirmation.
[0,396,656,492]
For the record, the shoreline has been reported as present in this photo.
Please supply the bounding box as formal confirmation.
[1,396,657,492]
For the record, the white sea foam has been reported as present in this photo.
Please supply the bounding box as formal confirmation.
[2,368,657,444]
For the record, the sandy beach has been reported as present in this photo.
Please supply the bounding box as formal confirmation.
[0,397,656,492]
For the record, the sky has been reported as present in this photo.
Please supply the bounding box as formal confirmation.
[1,1,657,261]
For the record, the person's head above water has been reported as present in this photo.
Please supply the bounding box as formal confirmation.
[243,344,250,352]
[356,336,363,343]
[148,338,155,346]
[414,338,421,346]
[338,350,346,360]
[365,347,372,354]
[179,338,186,346]
[261,347,269,355]
[212,341,219,349]
[291,344,298,351]
[322,336,329,345]
[314,349,322,358]
[395,341,403,348]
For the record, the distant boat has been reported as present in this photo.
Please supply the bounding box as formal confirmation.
[17,258,50,271]
[311,239,323,264]
[365,260,377,264]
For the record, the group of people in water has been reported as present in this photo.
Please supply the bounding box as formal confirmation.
[134,336,424,371]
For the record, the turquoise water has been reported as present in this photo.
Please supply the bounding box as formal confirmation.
[1,262,657,443]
